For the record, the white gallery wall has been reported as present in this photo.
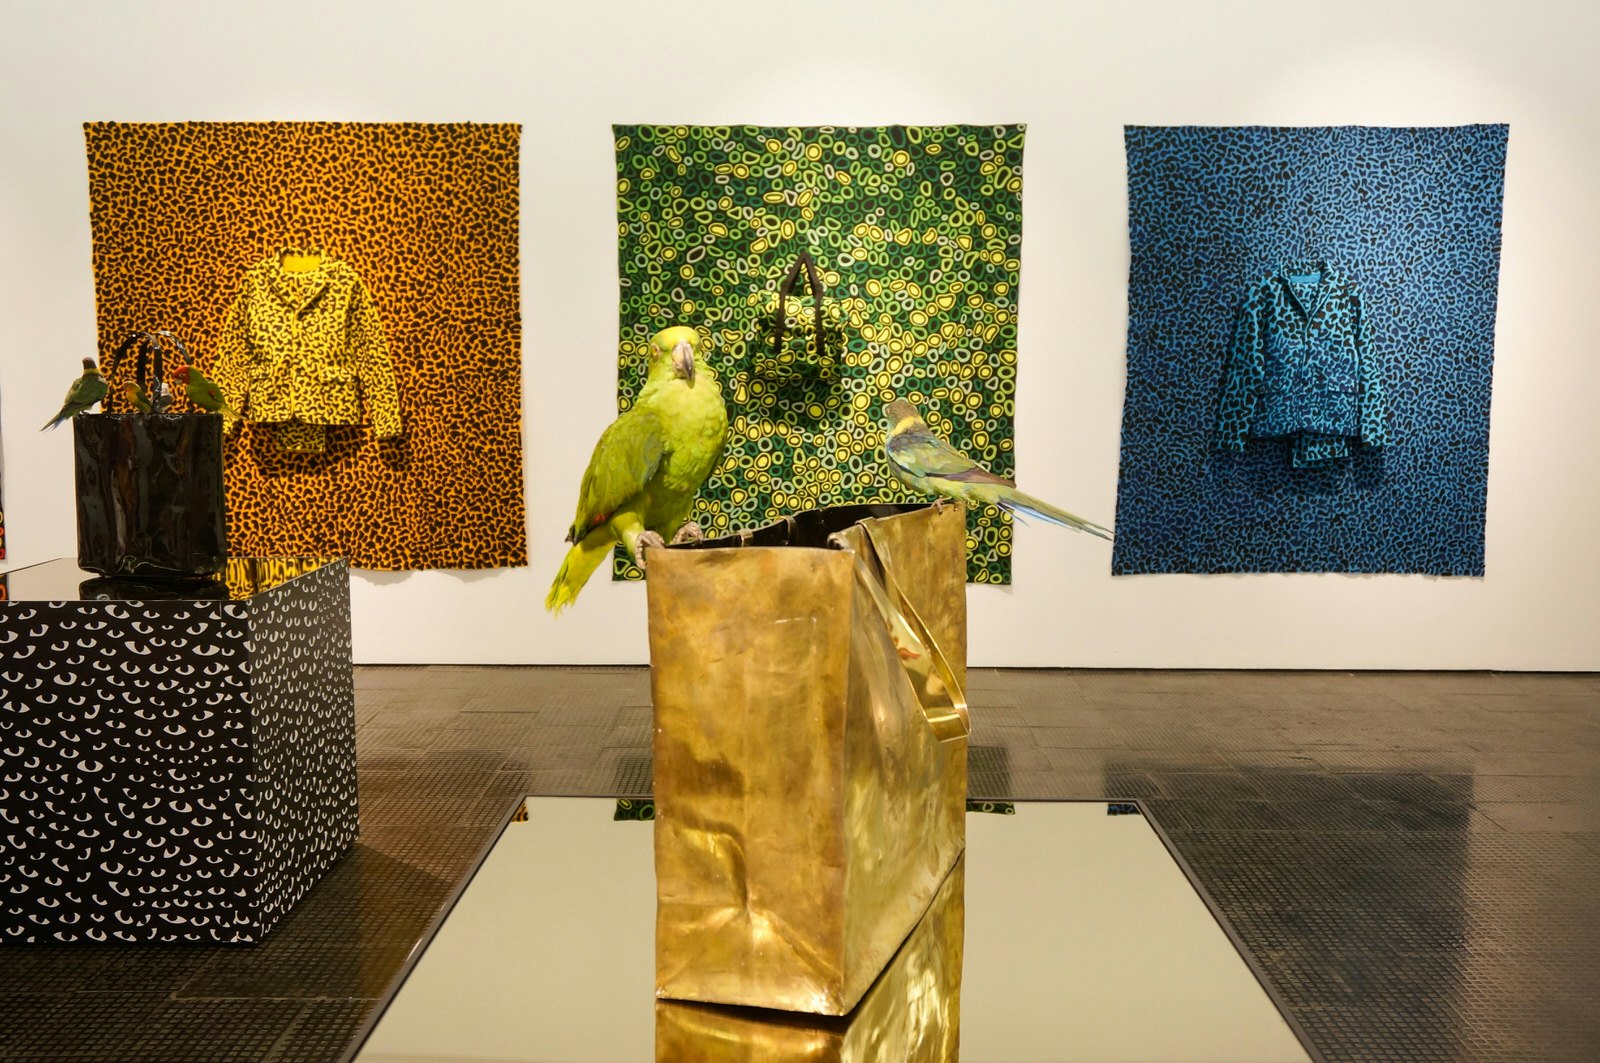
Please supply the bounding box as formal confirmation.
[1,0,1596,669]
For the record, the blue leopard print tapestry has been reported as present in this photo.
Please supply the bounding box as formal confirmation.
[1113,125,1508,576]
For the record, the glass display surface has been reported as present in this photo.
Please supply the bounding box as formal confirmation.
[0,556,340,602]
[351,798,1312,1063]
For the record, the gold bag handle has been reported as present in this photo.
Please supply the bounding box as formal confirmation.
[845,519,971,743]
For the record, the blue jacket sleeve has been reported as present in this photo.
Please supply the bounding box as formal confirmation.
[1354,288,1386,447]
[1216,292,1264,452]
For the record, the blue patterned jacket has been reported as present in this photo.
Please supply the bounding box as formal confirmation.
[1216,261,1386,464]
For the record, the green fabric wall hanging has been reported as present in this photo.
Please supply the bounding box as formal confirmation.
[613,124,1024,583]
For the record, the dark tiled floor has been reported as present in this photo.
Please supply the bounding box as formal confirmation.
[2,666,1598,1061]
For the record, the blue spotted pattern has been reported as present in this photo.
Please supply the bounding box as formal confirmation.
[1113,125,1508,576]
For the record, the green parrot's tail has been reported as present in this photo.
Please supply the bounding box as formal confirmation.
[546,531,617,614]
[995,487,1115,541]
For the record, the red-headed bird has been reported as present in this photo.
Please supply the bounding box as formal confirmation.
[174,365,240,420]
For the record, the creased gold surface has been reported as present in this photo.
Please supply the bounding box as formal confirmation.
[849,522,969,743]
[649,503,968,1015]
[655,855,965,1062]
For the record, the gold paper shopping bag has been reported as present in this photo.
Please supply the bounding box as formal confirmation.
[655,854,965,1062]
[648,502,969,1015]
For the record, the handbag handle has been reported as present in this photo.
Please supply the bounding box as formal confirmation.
[838,519,971,743]
[771,251,826,360]
[104,329,187,413]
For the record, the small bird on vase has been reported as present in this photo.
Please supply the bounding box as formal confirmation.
[41,357,109,430]
[125,381,153,414]
[883,398,1112,540]
[174,365,240,420]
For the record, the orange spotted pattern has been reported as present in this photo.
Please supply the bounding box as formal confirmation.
[84,122,525,570]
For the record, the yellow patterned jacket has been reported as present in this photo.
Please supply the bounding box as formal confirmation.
[214,252,401,437]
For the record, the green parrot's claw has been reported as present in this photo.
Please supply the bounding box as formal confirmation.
[634,531,667,570]
[669,522,703,545]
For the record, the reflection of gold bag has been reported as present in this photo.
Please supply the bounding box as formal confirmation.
[648,502,969,1016]
[656,854,965,1061]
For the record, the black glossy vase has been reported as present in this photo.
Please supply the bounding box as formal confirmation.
[73,412,227,578]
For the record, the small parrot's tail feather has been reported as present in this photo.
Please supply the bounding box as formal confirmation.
[545,530,617,614]
[997,490,1114,541]
[40,410,69,432]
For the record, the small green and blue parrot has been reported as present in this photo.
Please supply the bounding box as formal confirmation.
[41,357,109,430]
[546,325,729,613]
[884,398,1112,540]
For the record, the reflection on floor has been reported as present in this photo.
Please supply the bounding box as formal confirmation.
[1,667,1597,1062]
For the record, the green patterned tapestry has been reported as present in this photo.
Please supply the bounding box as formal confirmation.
[613,124,1024,583]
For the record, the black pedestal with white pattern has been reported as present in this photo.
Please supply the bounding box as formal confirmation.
[0,557,357,944]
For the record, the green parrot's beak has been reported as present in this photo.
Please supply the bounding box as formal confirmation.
[671,340,696,386]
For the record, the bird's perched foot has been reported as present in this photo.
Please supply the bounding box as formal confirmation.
[634,530,667,570]
[670,521,704,545]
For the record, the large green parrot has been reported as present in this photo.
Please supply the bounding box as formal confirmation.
[546,326,729,613]
[883,398,1113,541]
[40,357,109,430]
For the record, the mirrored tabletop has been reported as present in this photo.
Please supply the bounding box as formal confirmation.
[0,556,341,602]
[349,798,1314,1062]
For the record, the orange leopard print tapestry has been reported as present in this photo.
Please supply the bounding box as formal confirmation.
[84,122,525,570]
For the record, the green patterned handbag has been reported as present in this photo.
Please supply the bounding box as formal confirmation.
[750,251,846,384]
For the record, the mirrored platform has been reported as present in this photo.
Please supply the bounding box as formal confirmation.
[349,799,1315,1062]
[0,556,341,602]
